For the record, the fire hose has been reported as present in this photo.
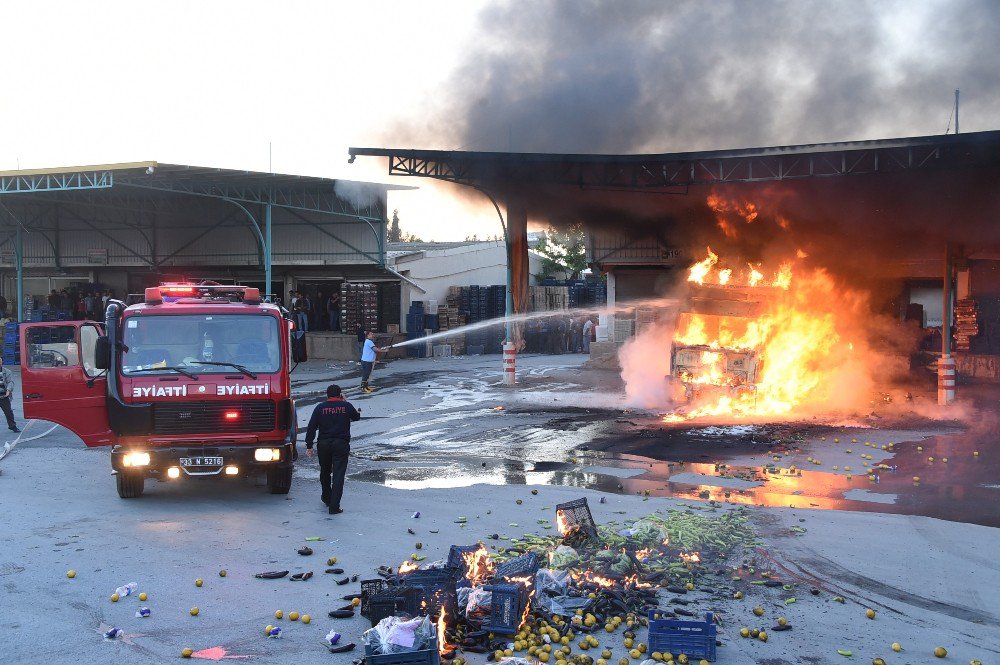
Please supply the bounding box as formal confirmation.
[0,420,60,463]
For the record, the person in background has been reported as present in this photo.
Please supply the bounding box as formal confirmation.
[327,292,341,332]
[355,322,366,357]
[304,384,361,514]
[0,294,8,319]
[570,317,583,353]
[582,317,594,354]
[360,331,389,393]
[294,292,309,332]
[0,356,20,433]
[313,290,326,331]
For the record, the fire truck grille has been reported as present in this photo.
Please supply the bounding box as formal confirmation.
[152,401,276,434]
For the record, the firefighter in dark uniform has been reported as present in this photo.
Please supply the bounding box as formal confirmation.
[305,384,361,514]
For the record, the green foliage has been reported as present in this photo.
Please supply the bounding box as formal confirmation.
[534,224,588,279]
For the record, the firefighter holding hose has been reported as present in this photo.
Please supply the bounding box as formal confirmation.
[360,331,389,393]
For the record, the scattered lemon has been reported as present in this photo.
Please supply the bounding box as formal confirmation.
[873,659,886,665]
[265,624,274,635]
[289,611,299,621]
[275,610,283,619]
[971,660,983,665]
[327,557,337,565]
[302,614,311,624]
[942,457,948,463]
[602,649,613,659]
[182,647,194,658]
[195,578,203,587]
[734,591,744,599]
[753,606,764,616]
[111,593,120,602]
[66,570,76,579]
[630,649,641,659]
[138,592,147,601]
[891,643,902,652]
[740,627,750,638]
[845,466,851,471]
[352,597,361,607]
[685,582,694,591]
[777,617,788,626]
[758,631,768,642]
[934,646,947,658]
[974,450,979,456]
[190,607,199,616]
[913,476,921,482]
[917,446,923,451]
[619,659,630,665]
[866,609,876,619]
[219,570,227,577]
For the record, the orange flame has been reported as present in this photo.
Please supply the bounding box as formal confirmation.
[679,552,701,563]
[666,245,869,419]
[462,545,494,586]
[437,607,450,654]
[556,509,572,537]
[399,561,419,574]
[635,548,654,561]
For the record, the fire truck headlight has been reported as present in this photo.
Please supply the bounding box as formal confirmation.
[166,466,181,479]
[122,452,151,467]
[254,448,281,462]
[224,465,239,476]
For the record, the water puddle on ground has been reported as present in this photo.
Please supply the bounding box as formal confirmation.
[349,417,999,527]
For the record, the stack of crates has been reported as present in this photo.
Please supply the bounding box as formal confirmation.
[406,301,427,358]
[341,283,379,334]
[3,322,19,366]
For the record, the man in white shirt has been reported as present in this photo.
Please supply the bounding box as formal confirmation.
[360,332,388,393]
[582,318,594,354]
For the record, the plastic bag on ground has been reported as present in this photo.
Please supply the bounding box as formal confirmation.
[465,586,493,620]
[499,658,534,665]
[533,569,569,613]
[363,615,434,654]
[548,545,580,570]
[549,595,592,616]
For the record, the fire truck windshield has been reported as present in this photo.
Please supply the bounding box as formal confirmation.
[121,314,281,375]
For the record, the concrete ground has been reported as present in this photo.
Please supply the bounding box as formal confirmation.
[0,353,997,664]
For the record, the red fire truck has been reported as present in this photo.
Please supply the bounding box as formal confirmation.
[19,283,297,498]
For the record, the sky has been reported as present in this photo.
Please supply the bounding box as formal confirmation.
[2,1,997,241]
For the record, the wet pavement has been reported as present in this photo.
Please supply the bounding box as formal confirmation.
[334,354,1000,528]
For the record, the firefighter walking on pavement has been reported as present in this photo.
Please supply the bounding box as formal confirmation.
[305,384,360,514]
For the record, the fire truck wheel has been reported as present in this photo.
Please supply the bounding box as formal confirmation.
[116,471,145,498]
[267,468,293,494]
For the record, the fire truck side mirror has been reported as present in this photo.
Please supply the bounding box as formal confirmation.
[95,336,111,370]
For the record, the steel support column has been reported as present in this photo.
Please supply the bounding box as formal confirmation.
[265,201,273,301]
[16,225,24,322]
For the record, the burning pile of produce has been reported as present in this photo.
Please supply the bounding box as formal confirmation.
[367,499,758,664]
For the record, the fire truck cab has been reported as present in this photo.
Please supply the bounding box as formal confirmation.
[19,282,297,498]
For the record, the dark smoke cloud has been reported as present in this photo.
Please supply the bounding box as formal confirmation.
[395,0,1000,153]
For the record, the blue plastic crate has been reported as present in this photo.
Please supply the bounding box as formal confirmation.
[447,544,483,576]
[648,611,716,662]
[365,633,440,665]
[495,552,539,582]
[3,332,17,343]
[482,583,528,635]
[4,322,17,332]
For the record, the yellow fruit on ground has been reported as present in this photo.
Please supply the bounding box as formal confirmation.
[971,660,983,665]
[891,643,901,652]
[934,647,947,658]
[624,638,634,649]
[195,578,203,587]
[275,610,283,619]
[301,614,311,624]
[264,624,274,635]
[289,611,299,621]
[734,591,744,599]
[678,655,689,665]
[496,650,506,660]
[504,649,513,657]
[777,617,788,626]
[605,624,614,633]
[758,631,768,642]
[190,607,199,616]
[620,659,630,665]
[942,458,948,463]
[740,627,750,638]
[873,659,886,665]
[651,653,662,661]
[913,476,920,482]
[351,597,361,607]
[753,607,764,617]
[700,661,709,665]
[638,644,647,654]
[219,570,227,577]
[67,570,76,578]
[685,582,694,591]
[182,647,194,658]
[327,557,337,565]
[597,660,607,665]
[538,653,550,663]
[866,608,876,619]
[602,649,613,659]
[629,649,641,659]
[561,636,570,645]
[111,593,120,602]
[138,592,147,601]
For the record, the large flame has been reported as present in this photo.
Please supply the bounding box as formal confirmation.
[399,560,419,574]
[461,545,495,586]
[619,238,884,419]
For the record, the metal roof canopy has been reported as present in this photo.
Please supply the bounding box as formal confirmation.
[0,162,404,320]
[349,130,1000,190]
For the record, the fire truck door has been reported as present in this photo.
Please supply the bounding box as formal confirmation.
[19,322,115,447]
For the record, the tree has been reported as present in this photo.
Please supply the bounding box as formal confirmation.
[388,209,402,242]
[464,233,504,241]
[388,209,424,243]
[534,224,588,279]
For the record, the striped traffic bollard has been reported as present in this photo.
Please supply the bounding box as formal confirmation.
[938,355,956,405]
[502,342,516,386]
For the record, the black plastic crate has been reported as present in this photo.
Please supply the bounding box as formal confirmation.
[494,552,539,582]
[447,544,483,577]
[482,583,528,635]
[365,633,441,665]
[555,497,598,539]
[361,578,391,618]
[400,569,457,618]
[367,587,414,627]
